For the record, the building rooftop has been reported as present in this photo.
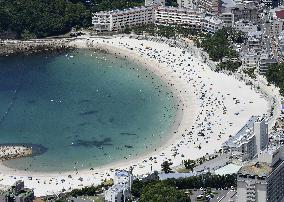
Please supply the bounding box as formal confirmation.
[259,58,277,63]
[94,6,153,15]
[156,6,203,14]
[215,163,242,175]
[158,172,197,180]
[235,20,257,26]
[270,6,284,19]
[107,183,129,193]
[248,31,262,38]
[204,16,223,24]
[240,50,258,57]
[221,0,236,9]
[275,10,284,19]
[115,170,129,177]
[262,145,282,155]
[239,162,272,177]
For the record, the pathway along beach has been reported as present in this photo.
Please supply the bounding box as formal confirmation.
[0,36,271,196]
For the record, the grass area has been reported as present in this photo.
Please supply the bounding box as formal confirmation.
[176,167,192,173]
[102,179,113,186]
[81,196,104,202]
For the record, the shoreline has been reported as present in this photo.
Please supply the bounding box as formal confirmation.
[0,36,272,196]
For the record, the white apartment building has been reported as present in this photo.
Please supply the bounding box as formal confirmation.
[92,6,155,32]
[154,7,204,30]
[92,6,224,33]
[247,31,262,49]
[237,146,284,202]
[234,20,258,33]
[222,116,269,161]
[278,30,284,52]
[220,12,234,27]
[145,0,165,6]
[105,170,134,202]
[262,0,273,7]
[262,0,283,8]
[268,6,284,38]
[258,54,278,74]
[240,51,259,67]
[269,19,283,38]
[203,16,223,33]
[231,1,259,23]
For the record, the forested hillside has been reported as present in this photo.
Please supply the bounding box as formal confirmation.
[0,0,91,38]
[0,0,177,39]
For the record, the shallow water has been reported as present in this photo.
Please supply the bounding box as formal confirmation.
[0,49,177,172]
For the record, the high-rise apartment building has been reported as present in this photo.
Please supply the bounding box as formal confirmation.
[222,116,269,161]
[237,146,284,202]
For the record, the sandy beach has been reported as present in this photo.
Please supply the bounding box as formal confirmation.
[0,36,273,196]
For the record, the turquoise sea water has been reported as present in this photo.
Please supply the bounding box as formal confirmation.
[0,49,177,172]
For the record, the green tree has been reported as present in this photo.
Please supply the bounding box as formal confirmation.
[20,30,36,40]
[266,63,284,95]
[184,159,196,171]
[216,61,241,72]
[161,161,173,173]
[131,179,146,198]
[140,182,190,202]
[197,27,243,63]
[0,0,91,38]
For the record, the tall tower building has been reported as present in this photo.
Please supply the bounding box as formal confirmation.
[254,117,269,156]
[145,0,165,6]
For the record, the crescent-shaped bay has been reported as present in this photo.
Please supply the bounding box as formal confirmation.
[0,50,178,172]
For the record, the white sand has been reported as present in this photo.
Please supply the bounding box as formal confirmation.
[0,36,272,196]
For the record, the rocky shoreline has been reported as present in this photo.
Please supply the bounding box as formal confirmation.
[0,145,32,161]
[0,38,75,56]
[0,143,48,161]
